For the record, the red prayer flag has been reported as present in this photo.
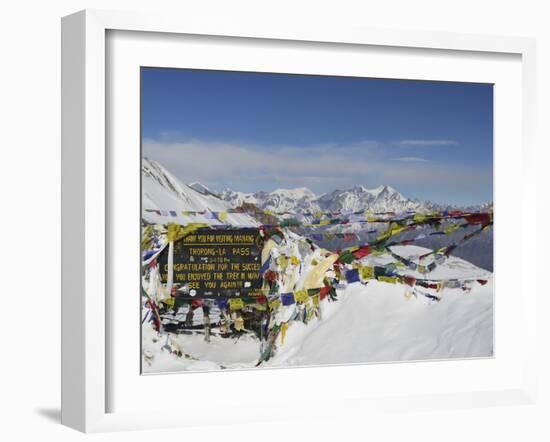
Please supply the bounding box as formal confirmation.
[191,299,204,308]
[464,213,491,225]
[352,245,370,259]
[265,270,277,282]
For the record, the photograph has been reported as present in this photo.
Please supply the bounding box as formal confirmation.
[140,68,494,373]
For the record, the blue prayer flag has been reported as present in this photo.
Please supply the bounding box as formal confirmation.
[281,293,295,306]
[260,256,272,274]
[345,268,360,284]
[217,298,229,310]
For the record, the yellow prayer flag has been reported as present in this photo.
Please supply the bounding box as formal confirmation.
[414,214,428,223]
[218,211,228,222]
[166,223,208,242]
[391,224,407,236]
[359,266,374,280]
[280,322,289,345]
[229,298,244,310]
[290,256,300,266]
[269,299,281,310]
[234,316,245,331]
[294,289,309,303]
[164,297,175,309]
[303,254,338,290]
[378,276,398,284]
[444,223,460,235]
[277,255,289,269]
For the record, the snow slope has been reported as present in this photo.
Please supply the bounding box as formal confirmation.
[142,158,258,227]
[268,279,492,367]
[267,245,492,367]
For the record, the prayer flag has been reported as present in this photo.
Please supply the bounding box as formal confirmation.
[281,293,295,306]
[269,298,281,310]
[229,298,244,310]
[378,275,398,284]
[294,290,309,303]
[359,265,374,280]
[345,268,361,284]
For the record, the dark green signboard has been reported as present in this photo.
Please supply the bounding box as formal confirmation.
[158,228,263,298]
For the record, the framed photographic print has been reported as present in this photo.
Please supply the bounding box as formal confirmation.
[140,68,495,374]
[61,9,537,432]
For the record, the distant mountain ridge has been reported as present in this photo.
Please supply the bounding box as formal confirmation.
[216,185,490,215]
[218,185,433,215]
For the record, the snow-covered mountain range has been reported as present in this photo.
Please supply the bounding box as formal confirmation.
[144,158,490,220]
[220,185,431,214]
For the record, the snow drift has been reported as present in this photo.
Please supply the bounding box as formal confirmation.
[143,244,493,373]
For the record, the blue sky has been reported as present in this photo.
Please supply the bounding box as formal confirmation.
[142,67,493,205]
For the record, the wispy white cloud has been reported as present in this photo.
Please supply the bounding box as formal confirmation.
[397,139,458,147]
[143,138,379,187]
[143,137,491,203]
[391,156,430,162]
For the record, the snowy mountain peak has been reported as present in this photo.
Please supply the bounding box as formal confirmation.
[272,187,316,196]
[313,184,423,214]
[141,158,257,226]
[379,184,396,193]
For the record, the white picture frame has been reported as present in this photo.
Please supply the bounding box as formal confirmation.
[61,9,537,433]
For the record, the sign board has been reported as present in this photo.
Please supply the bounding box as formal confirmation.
[158,228,263,298]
